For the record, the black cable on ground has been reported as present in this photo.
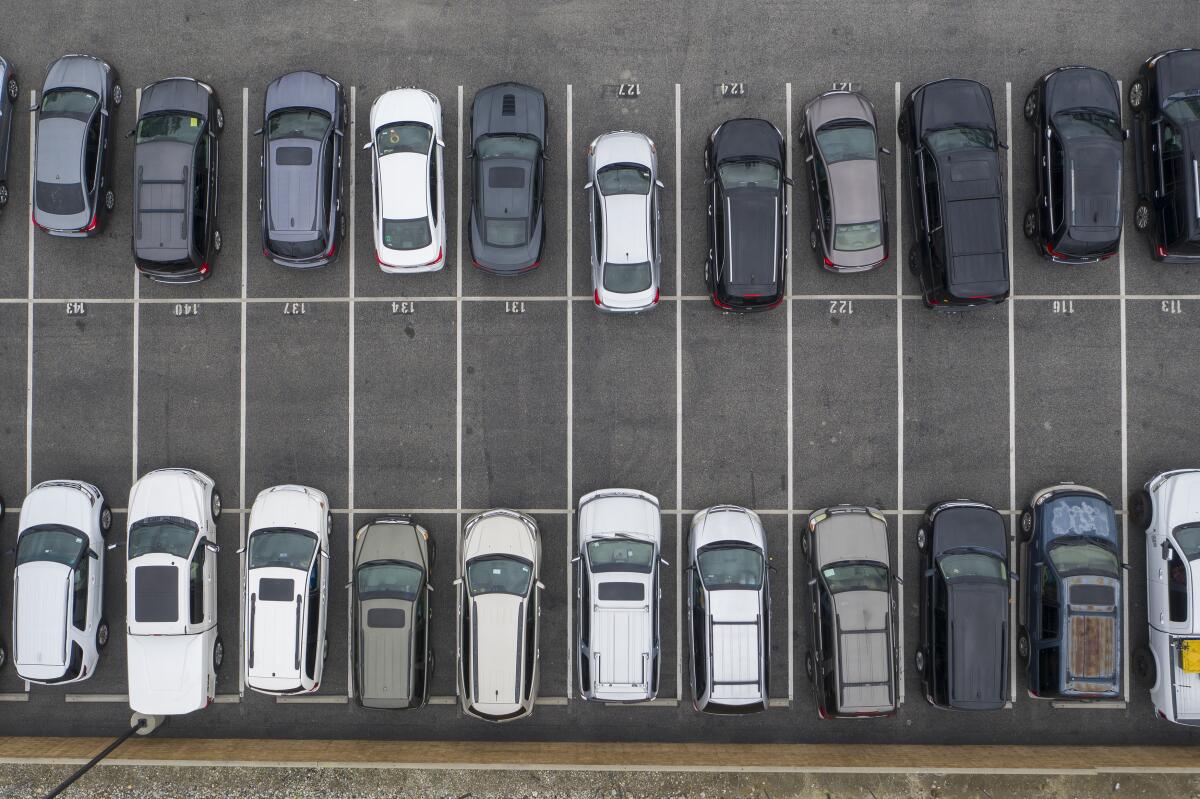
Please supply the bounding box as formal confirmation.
[41,717,148,799]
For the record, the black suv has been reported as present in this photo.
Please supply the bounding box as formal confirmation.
[704,118,788,311]
[915,500,1010,711]
[132,78,223,283]
[900,79,1009,308]
[1129,49,1200,262]
[1022,67,1124,264]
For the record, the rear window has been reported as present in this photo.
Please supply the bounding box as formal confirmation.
[383,218,432,250]
[269,237,325,259]
[16,528,86,567]
[375,122,431,157]
[268,109,330,141]
[40,89,98,121]
[485,218,527,247]
[834,221,882,251]
[136,113,203,145]
[36,181,85,216]
[602,261,653,293]
[597,164,651,196]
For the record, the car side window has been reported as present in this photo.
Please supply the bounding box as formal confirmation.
[304,562,320,679]
[691,571,707,696]
[1038,646,1060,695]
[818,585,835,658]
[192,139,210,253]
[814,158,833,236]
[579,563,591,645]
[321,139,335,218]
[413,592,427,697]
[1048,133,1064,231]
[922,151,941,232]
[522,590,537,700]
[531,158,544,218]
[189,544,206,625]
[1040,565,1060,640]
[72,555,90,631]
[592,190,604,260]
[1167,543,1188,623]
[932,572,948,677]
[84,114,101,194]
[428,152,439,220]
[648,191,658,261]
[713,192,727,268]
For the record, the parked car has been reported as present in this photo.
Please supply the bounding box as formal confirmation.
[352,515,434,710]
[32,54,121,236]
[0,57,19,209]
[1021,66,1123,263]
[704,118,787,310]
[469,83,546,275]
[125,468,222,715]
[915,500,1010,710]
[1132,469,1200,725]
[245,484,330,695]
[899,79,1008,308]
[686,504,770,714]
[258,71,345,267]
[366,88,445,273]
[801,90,888,272]
[1129,49,1200,262]
[576,488,662,703]
[586,132,662,311]
[12,481,110,685]
[132,77,223,283]
[1017,483,1122,701]
[802,505,898,718]
[456,509,542,722]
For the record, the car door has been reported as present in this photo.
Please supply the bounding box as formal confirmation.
[192,138,211,258]
[813,153,833,251]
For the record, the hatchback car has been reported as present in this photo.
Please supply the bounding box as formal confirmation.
[13,480,110,685]
[457,509,542,722]
[258,71,345,267]
[366,88,445,273]
[132,77,223,283]
[900,79,1009,308]
[32,54,121,236]
[704,118,788,310]
[469,83,546,275]
[687,504,770,714]
[1018,483,1122,701]
[245,484,330,695]
[915,500,1010,711]
[125,468,223,715]
[576,488,662,703]
[1022,66,1123,263]
[586,132,662,311]
[802,505,898,718]
[0,57,20,209]
[352,515,434,710]
[801,91,888,272]
[1129,49,1200,262]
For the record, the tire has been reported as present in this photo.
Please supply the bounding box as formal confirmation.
[213,637,224,670]
[1134,199,1152,233]
[897,113,909,144]
[800,530,812,562]
[1130,489,1152,531]
[1023,209,1038,240]
[0,642,5,670]
[210,489,222,522]
[0,181,8,208]
[5,76,17,102]
[99,504,112,536]
[1020,509,1034,541]
[1133,646,1155,689]
[104,190,115,212]
[1023,90,1039,125]
[1017,628,1030,664]
[916,527,927,550]
[426,534,437,570]
[907,244,921,276]
[212,228,223,254]
[214,106,225,134]
[1128,79,1145,111]
[914,648,926,674]
[804,651,815,682]
[112,84,123,107]
[809,228,818,251]
[339,213,347,239]
[96,620,109,650]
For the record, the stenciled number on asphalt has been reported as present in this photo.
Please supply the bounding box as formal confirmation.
[1051,299,1074,315]
[283,301,307,315]
[392,301,415,315]
[1162,299,1183,314]
[720,82,746,98]
[829,300,854,315]
[65,301,86,316]
[831,81,855,91]
[173,303,200,317]
[618,83,641,98]
[504,301,526,314]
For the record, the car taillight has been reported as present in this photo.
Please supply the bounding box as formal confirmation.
[712,293,734,310]
[743,293,761,298]
[652,289,660,305]
[593,289,601,306]
[375,250,387,266]
[31,213,47,232]
[1099,251,1116,261]
[1157,244,1169,258]
[823,256,835,268]
[1158,709,1168,720]
[426,247,443,266]
[199,263,210,275]
[82,213,98,233]
[1045,242,1067,259]
[326,239,337,259]
[263,248,271,258]
[471,258,483,269]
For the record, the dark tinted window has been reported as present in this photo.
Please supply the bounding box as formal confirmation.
[475,134,539,160]
[72,553,89,630]
[382,218,432,250]
[136,113,203,145]
[466,556,532,596]
[129,519,197,560]
[36,181,86,216]
[1177,524,1200,560]
[258,577,295,602]
[428,153,439,219]
[248,529,318,570]
[84,114,100,194]
[1049,134,1065,230]
[17,528,86,566]
[586,538,654,573]
[602,261,653,293]
[357,562,422,601]
[268,110,330,141]
[484,218,527,247]
[691,571,707,696]
[937,552,1006,581]
[596,582,645,601]
[192,138,210,249]
[592,189,603,258]
[304,562,320,679]
[814,158,833,234]
[697,545,764,590]
[922,151,941,231]
[1040,566,1060,639]
[822,563,888,593]
[135,565,179,623]
[926,127,995,153]
[523,590,537,699]
[834,222,882,251]
[579,563,591,644]
[718,160,780,190]
[597,164,651,196]
[40,89,98,121]
[1054,110,1121,141]
[1164,97,1200,125]
[366,607,406,628]
[189,543,205,625]
[375,122,431,157]
[1038,646,1060,694]
[816,122,877,163]
[1167,543,1188,623]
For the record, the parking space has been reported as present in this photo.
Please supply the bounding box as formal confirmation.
[0,305,27,496]
[0,83,32,300]
[0,515,24,695]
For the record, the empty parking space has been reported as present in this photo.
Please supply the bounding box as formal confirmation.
[0,305,27,496]
[534,512,568,698]
[0,515,24,695]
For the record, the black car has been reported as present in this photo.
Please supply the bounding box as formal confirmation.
[258,71,345,268]
[704,118,787,311]
[469,82,547,275]
[0,57,19,209]
[915,500,1010,711]
[1022,67,1124,264]
[132,78,223,283]
[899,79,1009,308]
[1129,49,1200,262]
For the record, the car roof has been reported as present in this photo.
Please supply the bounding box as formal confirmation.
[831,589,894,713]
[828,159,882,225]
[379,151,430,220]
[601,193,650,264]
[722,188,781,291]
[359,594,416,705]
[946,580,1007,708]
[134,139,196,257]
[468,592,526,713]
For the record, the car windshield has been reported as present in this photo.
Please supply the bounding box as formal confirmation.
[476,134,539,160]
[834,221,883,251]
[357,562,423,601]
[586,537,655,573]
[248,529,318,570]
[40,89,98,121]
[268,109,330,141]
[1047,541,1120,578]
[1164,96,1200,125]
[816,122,877,163]
[128,518,198,560]
[718,160,781,190]
[375,122,431,157]
[16,527,86,567]
[382,217,432,250]
[466,555,532,596]
[926,126,995,153]
[1054,110,1121,140]
[597,164,651,196]
[603,261,653,293]
[697,545,764,591]
[484,218,528,247]
[1176,524,1200,560]
[136,113,204,145]
[938,552,1006,581]
[822,562,888,593]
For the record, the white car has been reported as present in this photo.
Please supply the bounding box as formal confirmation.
[366,88,445,273]
[456,509,542,722]
[1134,469,1200,725]
[586,131,662,312]
[13,480,111,684]
[244,484,330,695]
[126,468,223,715]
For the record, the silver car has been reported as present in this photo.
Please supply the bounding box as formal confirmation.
[576,488,662,703]
[585,132,663,312]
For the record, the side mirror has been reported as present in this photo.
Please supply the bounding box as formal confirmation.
[1163,542,1174,561]
[894,575,903,585]
[321,550,331,559]
[344,580,353,589]
[924,568,935,578]
[426,584,434,592]
[28,104,39,113]
[436,138,445,148]
[583,181,592,190]
[361,141,372,150]
[660,558,670,568]
[536,580,546,591]
[767,564,779,575]
[236,546,246,555]
[879,146,892,156]
[205,542,220,553]
[783,176,794,187]
[465,150,474,159]
[89,549,100,560]
[805,153,814,163]
[807,577,817,586]
[570,555,581,564]
[655,179,665,189]
[998,141,1010,151]
[704,176,715,185]
[126,128,136,139]
[452,577,463,586]
[106,542,124,551]
[253,127,263,136]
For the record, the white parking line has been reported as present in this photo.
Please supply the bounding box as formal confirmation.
[25,89,35,497]
[893,81,905,706]
[1117,79,1130,704]
[239,86,249,698]
[346,85,357,702]
[784,81,794,703]
[565,83,575,700]
[131,88,142,485]
[1006,81,1018,707]
[674,82,684,701]
[454,85,464,711]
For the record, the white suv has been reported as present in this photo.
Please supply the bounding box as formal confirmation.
[244,485,330,695]
[13,480,111,684]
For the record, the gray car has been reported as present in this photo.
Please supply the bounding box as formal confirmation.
[801,91,889,272]
[0,57,19,209]
[352,516,434,710]
[32,54,121,237]
[469,83,546,275]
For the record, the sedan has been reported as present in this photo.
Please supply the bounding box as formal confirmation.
[367,89,445,273]
[0,56,19,209]
[586,132,662,311]
[32,54,121,236]
[259,71,345,268]
[469,83,547,275]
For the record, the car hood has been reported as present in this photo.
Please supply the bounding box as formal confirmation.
[371,88,439,131]
[20,484,95,532]
[269,139,322,234]
[128,470,208,528]
[472,83,545,141]
[45,55,106,95]
[932,506,1007,558]
[1160,472,1200,531]
[36,118,85,183]
[691,507,764,553]
[806,92,874,129]
[828,159,881,225]
[592,131,653,170]
[469,592,524,712]
[1045,68,1119,117]
[947,580,1008,708]
[356,522,425,568]
[1156,49,1200,103]
[713,118,783,165]
[141,78,210,119]
[579,491,660,542]
[248,486,327,540]
[127,631,211,715]
[914,79,995,135]
[15,561,71,668]
[358,595,415,705]
[463,514,537,562]
[265,71,338,117]
[815,513,889,569]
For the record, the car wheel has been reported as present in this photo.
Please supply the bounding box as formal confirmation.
[0,642,5,670]
[112,84,122,107]
[804,651,815,682]
[5,76,17,102]
[1128,79,1145,111]
[0,182,8,208]
[104,190,115,212]
[1023,90,1039,125]
[339,213,347,239]
[800,530,811,562]
[99,504,113,536]
[1023,209,1038,240]
[809,228,818,251]
[914,648,926,674]
[897,113,909,144]
[210,489,222,522]
[212,228,223,254]
[916,527,927,550]
[1017,628,1030,664]
[96,620,109,649]
[427,535,437,570]
[214,106,225,134]
[213,637,224,670]
[1130,489,1152,531]
[1020,509,1034,541]
[907,244,921,276]
[1134,199,1152,233]
[1133,646,1155,688]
